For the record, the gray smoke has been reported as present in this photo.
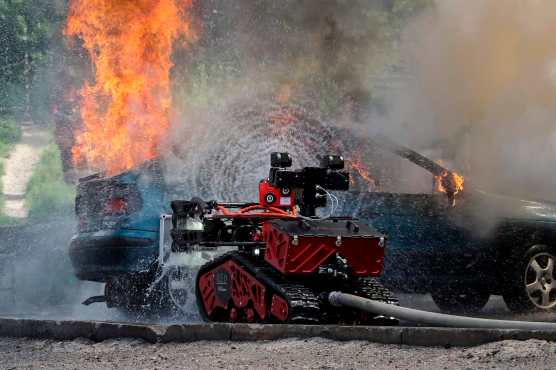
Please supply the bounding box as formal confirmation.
[165,1,429,196]
[163,102,350,201]
[173,1,415,116]
[375,0,556,200]
[0,218,121,321]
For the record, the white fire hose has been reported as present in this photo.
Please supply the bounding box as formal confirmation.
[328,292,556,330]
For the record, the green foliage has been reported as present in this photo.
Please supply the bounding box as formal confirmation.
[26,144,75,219]
[173,0,433,117]
[0,0,68,118]
[0,116,22,157]
[0,161,4,214]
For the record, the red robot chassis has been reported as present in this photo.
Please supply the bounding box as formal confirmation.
[170,153,398,324]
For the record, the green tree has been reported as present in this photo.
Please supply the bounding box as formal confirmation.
[0,0,67,120]
[174,0,433,116]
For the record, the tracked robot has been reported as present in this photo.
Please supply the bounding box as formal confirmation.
[170,153,398,324]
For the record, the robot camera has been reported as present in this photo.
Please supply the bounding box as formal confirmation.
[319,155,345,170]
[271,152,293,168]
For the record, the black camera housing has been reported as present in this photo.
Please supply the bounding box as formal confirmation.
[270,152,292,168]
[268,153,349,217]
[319,155,345,170]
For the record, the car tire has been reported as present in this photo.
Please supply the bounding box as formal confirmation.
[502,244,556,313]
[431,285,490,313]
[105,273,173,320]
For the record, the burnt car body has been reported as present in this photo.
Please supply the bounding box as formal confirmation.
[69,138,556,314]
[69,161,172,312]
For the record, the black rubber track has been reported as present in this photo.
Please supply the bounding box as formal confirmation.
[196,251,322,323]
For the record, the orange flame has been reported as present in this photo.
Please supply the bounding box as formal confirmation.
[435,170,465,206]
[66,0,196,176]
[346,159,377,192]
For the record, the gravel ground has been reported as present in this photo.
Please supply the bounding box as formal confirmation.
[1,337,556,370]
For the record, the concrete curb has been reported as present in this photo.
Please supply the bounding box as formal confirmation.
[1,318,556,347]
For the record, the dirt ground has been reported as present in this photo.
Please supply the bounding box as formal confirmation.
[1,124,49,218]
[1,337,555,370]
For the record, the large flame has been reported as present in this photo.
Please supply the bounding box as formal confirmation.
[66,0,196,176]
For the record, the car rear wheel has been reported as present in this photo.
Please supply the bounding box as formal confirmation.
[168,265,196,315]
[503,244,556,312]
[431,285,490,313]
[105,273,173,320]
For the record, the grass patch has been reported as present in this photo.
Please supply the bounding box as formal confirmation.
[0,161,4,212]
[0,116,22,157]
[26,144,75,219]
[0,213,23,225]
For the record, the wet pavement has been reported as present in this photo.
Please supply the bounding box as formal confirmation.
[2,292,556,326]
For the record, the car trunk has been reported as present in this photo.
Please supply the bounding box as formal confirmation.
[75,161,165,233]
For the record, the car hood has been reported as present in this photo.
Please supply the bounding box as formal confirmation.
[461,187,556,223]
[359,134,556,224]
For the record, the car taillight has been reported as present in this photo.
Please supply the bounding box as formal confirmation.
[106,197,128,215]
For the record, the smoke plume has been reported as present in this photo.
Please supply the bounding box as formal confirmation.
[389,0,556,200]
[165,1,419,197]
[174,0,404,114]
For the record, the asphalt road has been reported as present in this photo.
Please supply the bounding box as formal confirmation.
[4,292,556,326]
[396,293,556,324]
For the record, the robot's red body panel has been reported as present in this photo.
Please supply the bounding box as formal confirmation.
[263,220,385,276]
